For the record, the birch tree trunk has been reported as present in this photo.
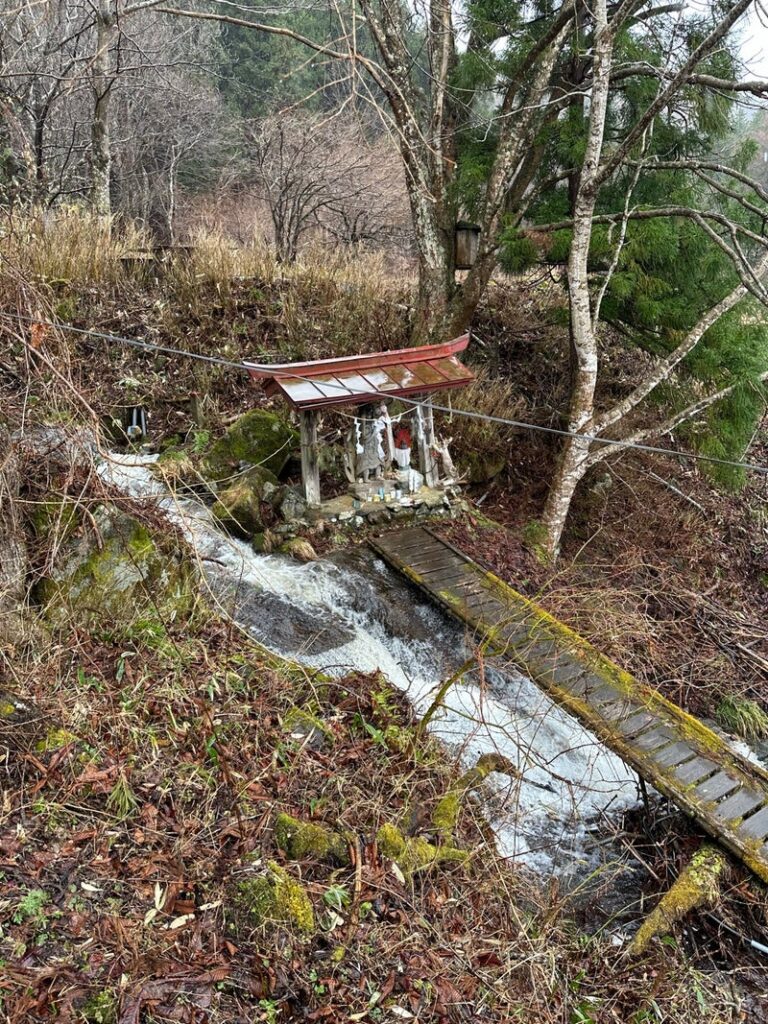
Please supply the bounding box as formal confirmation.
[539,0,613,559]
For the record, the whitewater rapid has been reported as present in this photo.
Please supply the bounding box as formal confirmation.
[99,451,640,875]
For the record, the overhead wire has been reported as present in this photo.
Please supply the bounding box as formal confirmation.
[3,309,768,478]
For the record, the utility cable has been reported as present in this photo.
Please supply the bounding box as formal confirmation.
[3,310,767,477]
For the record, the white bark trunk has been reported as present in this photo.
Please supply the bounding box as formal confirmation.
[540,0,612,558]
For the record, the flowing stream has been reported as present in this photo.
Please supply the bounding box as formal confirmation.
[100,451,640,878]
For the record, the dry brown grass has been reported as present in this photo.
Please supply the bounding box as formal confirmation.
[0,206,149,287]
[446,372,527,473]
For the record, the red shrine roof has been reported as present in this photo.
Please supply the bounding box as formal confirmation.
[246,333,474,410]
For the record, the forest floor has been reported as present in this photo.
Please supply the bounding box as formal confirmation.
[2,228,768,1022]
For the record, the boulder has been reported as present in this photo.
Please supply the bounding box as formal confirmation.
[151,448,198,489]
[37,506,196,630]
[251,530,277,554]
[272,485,308,523]
[463,450,506,485]
[202,409,297,481]
[211,466,277,539]
[279,537,318,562]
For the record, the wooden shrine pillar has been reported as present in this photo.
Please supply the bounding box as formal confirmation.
[384,406,395,470]
[416,395,439,488]
[299,409,321,505]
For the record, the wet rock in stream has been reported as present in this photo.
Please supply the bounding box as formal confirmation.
[207,566,356,656]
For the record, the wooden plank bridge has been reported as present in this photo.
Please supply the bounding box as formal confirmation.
[370,525,768,882]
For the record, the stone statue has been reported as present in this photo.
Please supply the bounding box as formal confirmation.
[356,402,389,481]
[432,434,457,481]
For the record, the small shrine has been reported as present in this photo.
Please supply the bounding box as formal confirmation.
[246,334,474,512]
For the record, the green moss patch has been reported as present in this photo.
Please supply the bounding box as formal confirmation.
[236,861,315,934]
[274,812,350,864]
[630,844,726,955]
[34,727,77,753]
[376,822,467,877]
[211,466,276,538]
[31,496,80,542]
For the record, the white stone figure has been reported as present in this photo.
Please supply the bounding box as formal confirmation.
[432,435,458,482]
[407,468,423,494]
[356,402,388,481]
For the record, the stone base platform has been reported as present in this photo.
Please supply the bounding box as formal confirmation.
[305,486,465,528]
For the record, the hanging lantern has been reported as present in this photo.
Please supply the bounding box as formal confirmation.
[455,221,481,270]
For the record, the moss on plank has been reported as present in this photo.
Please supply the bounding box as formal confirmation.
[372,534,768,882]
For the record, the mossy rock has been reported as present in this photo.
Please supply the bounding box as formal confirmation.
[211,466,277,539]
[252,530,277,554]
[37,506,196,630]
[274,812,350,864]
[278,537,317,562]
[463,451,506,485]
[273,486,308,523]
[31,497,79,542]
[151,448,198,489]
[236,860,315,934]
[203,410,297,481]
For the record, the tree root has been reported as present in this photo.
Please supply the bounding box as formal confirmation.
[376,822,467,876]
[274,811,350,865]
[432,752,520,840]
[629,842,727,956]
